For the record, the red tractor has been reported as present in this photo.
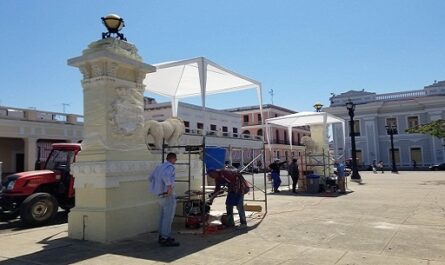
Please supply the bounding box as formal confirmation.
[0,143,81,226]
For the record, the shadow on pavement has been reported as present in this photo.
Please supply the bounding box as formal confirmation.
[268,190,354,197]
[0,211,68,232]
[0,214,264,264]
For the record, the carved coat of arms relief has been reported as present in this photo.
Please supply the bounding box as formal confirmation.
[109,87,143,136]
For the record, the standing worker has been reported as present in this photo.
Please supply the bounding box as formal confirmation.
[269,158,287,193]
[372,160,377,174]
[378,160,384,174]
[335,161,347,193]
[208,169,249,229]
[148,152,180,247]
[288,158,300,193]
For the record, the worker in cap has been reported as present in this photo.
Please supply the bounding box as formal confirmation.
[268,158,287,193]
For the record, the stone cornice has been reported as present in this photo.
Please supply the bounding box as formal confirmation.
[85,38,142,61]
[68,39,156,82]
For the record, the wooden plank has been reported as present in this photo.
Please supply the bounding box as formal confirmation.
[244,204,262,212]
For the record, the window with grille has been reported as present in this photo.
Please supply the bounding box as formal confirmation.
[209,124,217,135]
[386,118,397,127]
[350,120,361,136]
[222,126,228,137]
[410,147,422,164]
[184,121,190,133]
[389,148,400,164]
[408,116,419,129]
[386,118,398,134]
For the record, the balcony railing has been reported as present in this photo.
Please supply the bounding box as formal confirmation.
[242,121,262,126]
[184,129,263,141]
[180,134,303,145]
[267,139,304,146]
[375,90,426,101]
[0,106,83,124]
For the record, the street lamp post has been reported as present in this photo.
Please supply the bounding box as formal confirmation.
[313,102,323,112]
[385,125,398,173]
[345,99,361,180]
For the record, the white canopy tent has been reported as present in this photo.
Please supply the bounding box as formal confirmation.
[144,57,263,119]
[265,111,345,154]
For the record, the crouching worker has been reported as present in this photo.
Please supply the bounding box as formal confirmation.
[208,169,250,229]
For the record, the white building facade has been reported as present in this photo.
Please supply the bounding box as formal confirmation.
[325,81,445,169]
[0,99,265,177]
[143,99,264,168]
[0,106,83,177]
[225,104,310,165]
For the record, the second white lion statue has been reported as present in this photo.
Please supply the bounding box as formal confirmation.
[145,117,185,149]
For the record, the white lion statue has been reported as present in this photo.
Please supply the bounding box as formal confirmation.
[145,117,185,149]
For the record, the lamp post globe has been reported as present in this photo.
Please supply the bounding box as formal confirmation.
[345,101,355,113]
[101,14,127,41]
[345,99,361,181]
[313,102,323,112]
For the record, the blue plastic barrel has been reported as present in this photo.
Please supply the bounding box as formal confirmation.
[204,147,226,172]
[307,174,320,193]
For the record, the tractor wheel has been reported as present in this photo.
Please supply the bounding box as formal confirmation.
[20,193,59,226]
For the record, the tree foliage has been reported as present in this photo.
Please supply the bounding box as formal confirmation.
[405,119,445,139]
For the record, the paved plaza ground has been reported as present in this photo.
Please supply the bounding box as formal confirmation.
[1,171,445,264]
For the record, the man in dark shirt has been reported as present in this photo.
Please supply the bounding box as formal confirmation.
[288,158,299,193]
[268,159,287,193]
[208,169,247,228]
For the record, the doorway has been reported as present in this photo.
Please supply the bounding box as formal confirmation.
[410,147,422,165]
[15,153,24,172]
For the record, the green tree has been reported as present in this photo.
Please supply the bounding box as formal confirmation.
[405,119,445,139]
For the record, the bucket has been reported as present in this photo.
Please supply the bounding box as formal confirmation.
[204,147,226,172]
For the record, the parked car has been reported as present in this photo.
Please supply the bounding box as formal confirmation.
[429,163,445,171]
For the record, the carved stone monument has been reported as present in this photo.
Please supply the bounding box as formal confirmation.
[67,38,161,242]
[309,124,330,177]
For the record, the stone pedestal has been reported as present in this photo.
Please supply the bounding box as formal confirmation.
[67,38,161,242]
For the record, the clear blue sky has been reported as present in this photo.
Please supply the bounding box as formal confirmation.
[1,0,445,115]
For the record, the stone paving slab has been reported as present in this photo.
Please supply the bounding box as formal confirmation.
[0,171,444,265]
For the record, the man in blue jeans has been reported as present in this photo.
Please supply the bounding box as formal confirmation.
[268,159,287,193]
[148,152,180,247]
[335,161,347,193]
[208,169,248,229]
